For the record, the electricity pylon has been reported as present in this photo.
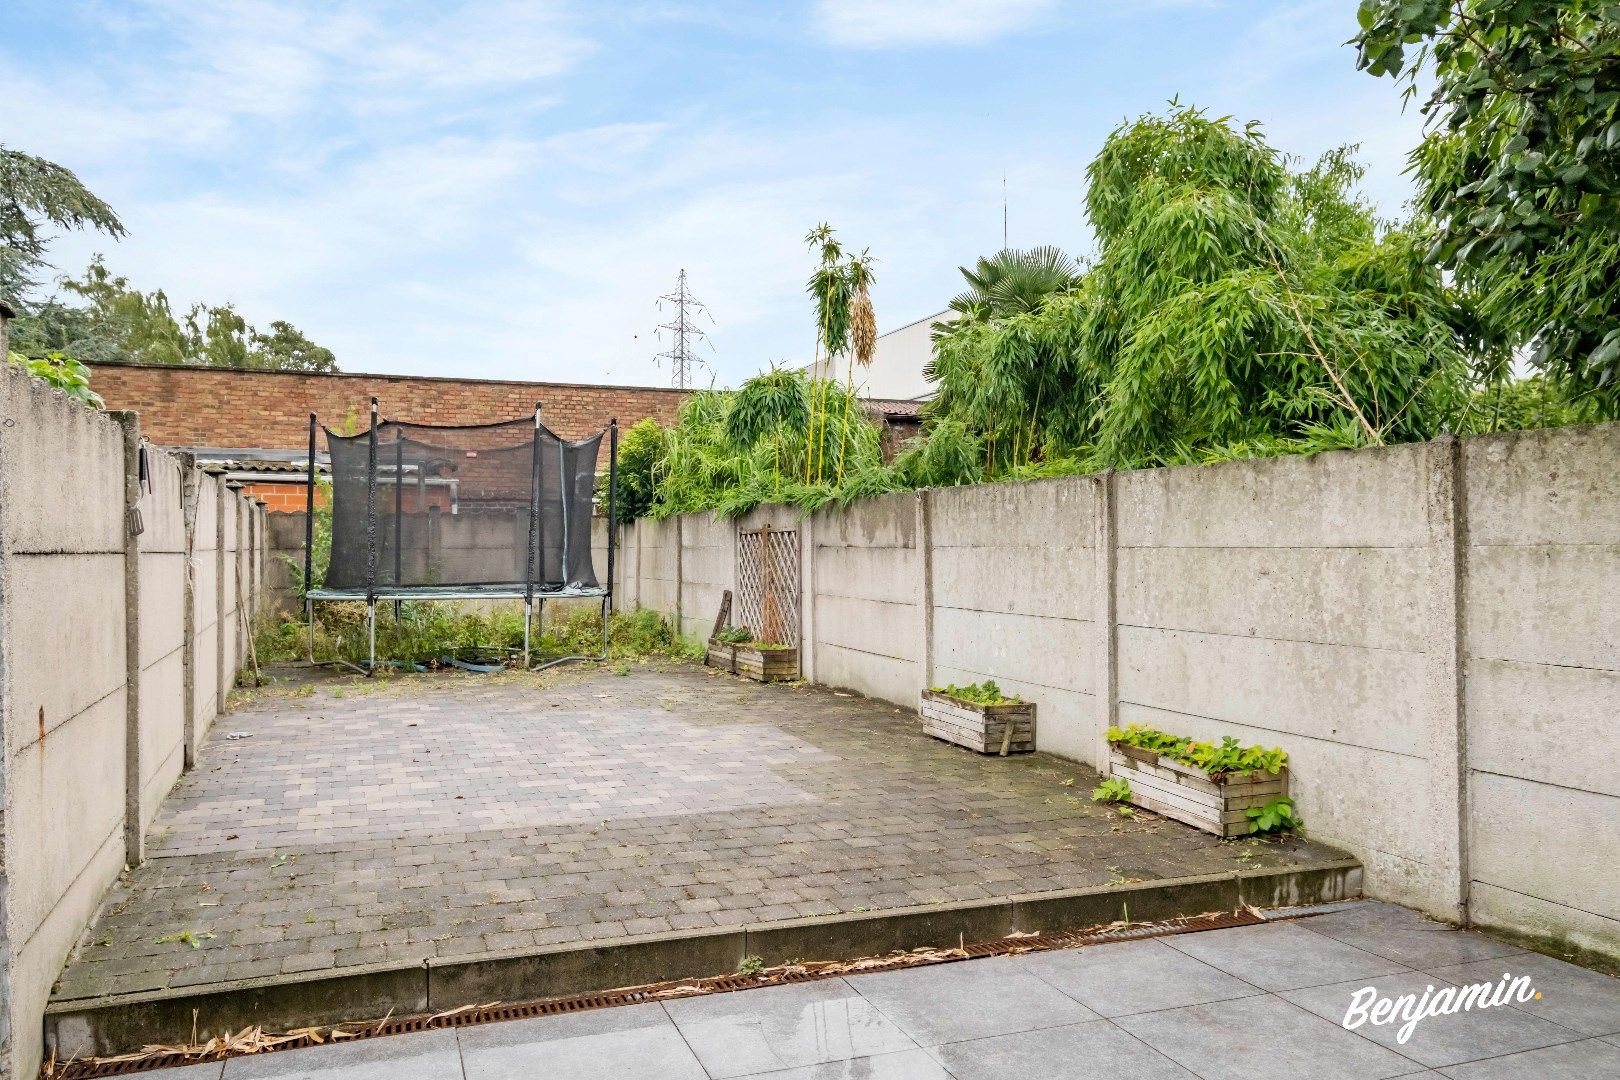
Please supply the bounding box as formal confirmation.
[654,269,713,389]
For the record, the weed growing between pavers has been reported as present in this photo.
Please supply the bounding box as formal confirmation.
[255,605,706,670]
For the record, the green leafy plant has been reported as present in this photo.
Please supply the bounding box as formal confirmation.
[1091,776,1133,804]
[1106,725,1288,778]
[738,955,765,976]
[931,679,1021,705]
[7,350,102,407]
[1246,797,1304,835]
[1354,1,1620,417]
[715,625,755,644]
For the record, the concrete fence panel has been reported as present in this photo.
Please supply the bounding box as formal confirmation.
[1461,425,1620,964]
[627,422,1618,964]
[0,358,267,1080]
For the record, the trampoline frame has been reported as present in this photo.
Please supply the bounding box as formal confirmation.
[302,397,619,674]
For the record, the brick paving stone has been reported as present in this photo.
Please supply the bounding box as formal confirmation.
[50,662,1348,1005]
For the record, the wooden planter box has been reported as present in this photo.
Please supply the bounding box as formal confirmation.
[1108,745,1288,838]
[919,690,1035,755]
[706,639,799,682]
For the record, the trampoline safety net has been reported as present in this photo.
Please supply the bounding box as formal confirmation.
[324,418,603,593]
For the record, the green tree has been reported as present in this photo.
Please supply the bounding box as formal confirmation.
[249,319,338,372]
[1354,1,1620,415]
[11,257,338,371]
[929,105,1479,474]
[613,418,668,524]
[0,145,124,302]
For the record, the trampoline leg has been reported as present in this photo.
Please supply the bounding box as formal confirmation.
[523,596,532,669]
[600,594,610,660]
[394,599,402,623]
[305,598,315,665]
[367,599,377,677]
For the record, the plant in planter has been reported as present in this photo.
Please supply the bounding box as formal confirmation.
[1104,725,1299,838]
[919,679,1035,756]
[706,624,799,682]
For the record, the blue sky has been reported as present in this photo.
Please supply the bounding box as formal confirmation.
[7,1,1425,388]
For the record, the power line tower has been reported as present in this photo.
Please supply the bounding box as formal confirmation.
[654,268,713,389]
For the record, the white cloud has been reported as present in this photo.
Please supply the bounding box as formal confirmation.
[813,0,1057,48]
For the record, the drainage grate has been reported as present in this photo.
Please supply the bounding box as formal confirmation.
[47,908,1273,1079]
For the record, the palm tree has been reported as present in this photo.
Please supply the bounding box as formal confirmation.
[942,246,1083,325]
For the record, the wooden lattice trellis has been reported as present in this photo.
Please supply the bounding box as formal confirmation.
[736,525,800,648]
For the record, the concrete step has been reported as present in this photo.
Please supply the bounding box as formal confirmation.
[45,858,1360,1061]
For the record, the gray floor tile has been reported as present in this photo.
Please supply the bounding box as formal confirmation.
[221,1031,461,1080]
[741,1049,953,1079]
[1113,994,1416,1080]
[148,1064,226,1080]
[927,1020,1198,1079]
[1283,970,1584,1068]
[1162,921,1410,991]
[1296,903,1459,935]
[1298,909,1524,971]
[1436,1036,1620,1078]
[456,1002,704,1080]
[1429,952,1620,1037]
[663,978,916,1078]
[1014,938,1265,1017]
[847,955,1097,1047]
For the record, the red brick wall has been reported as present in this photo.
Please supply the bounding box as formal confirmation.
[89,363,690,449]
[242,481,325,513]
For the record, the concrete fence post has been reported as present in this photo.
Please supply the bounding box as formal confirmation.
[116,412,144,867]
[801,511,818,683]
[178,456,200,770]
[1425,436,1470,925]
[916,489,934,696]
[215,477,226,718]
[0,300,14,1076]
[674,516,684,637]
[1093,470,1118,771]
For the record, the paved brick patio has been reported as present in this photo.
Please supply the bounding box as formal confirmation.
[52,662,1347,1005]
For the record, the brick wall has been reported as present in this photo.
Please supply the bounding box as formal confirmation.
[87,363,690,449]
[241,482,324,513]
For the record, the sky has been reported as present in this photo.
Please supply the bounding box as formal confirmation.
[6,0,1428,388]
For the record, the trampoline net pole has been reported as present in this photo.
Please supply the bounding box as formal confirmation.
[365,397,378,674]
[527,403,541,605]
[607,418,618,613]
[305,412,317,664]
[558,427,570,591]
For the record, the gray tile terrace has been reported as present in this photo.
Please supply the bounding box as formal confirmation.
[130,902,1620,1079]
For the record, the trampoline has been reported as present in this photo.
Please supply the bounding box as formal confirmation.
[302,398,618,672]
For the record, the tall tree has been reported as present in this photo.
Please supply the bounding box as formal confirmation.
[0,145,124,303]
[1354,1,1620,415]
[929,105,1479,474]
[11,257,338,372]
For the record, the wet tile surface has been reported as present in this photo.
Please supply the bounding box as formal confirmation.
[456,1002,705,1080]
[1162,919,1410,991]
[926,1020,1198,1079]
[1013,936,1264,1017]
[54,662,1344,1002]
[221,1030,461,1080]
[1283,970,1584,1068]
[663,978,916,1077]
[1436,1037,1620,1079]
[1428,952,1620,1037]
[140,908,1620,1080]
[846,954,1097,1046]
[1111,993,1418,1080]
